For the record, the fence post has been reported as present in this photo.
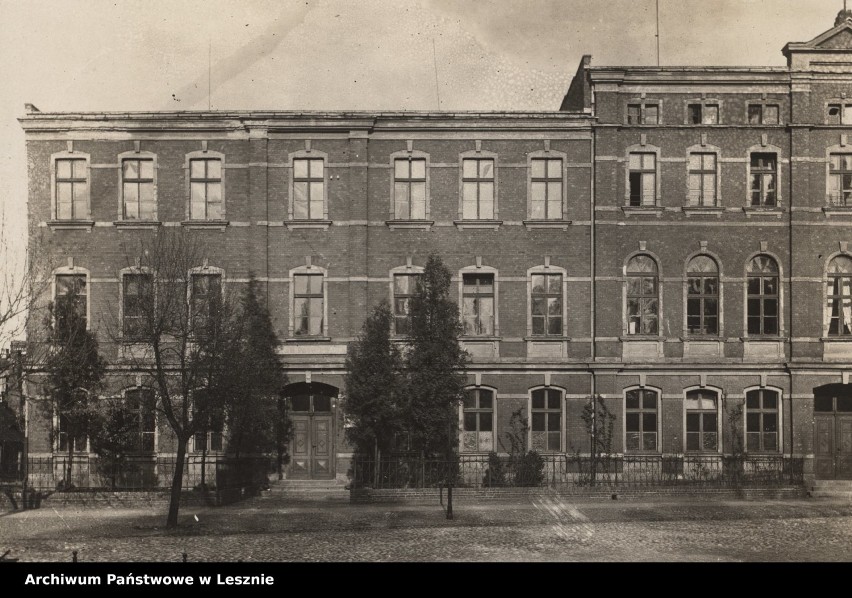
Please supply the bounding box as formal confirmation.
[72,550,78,563]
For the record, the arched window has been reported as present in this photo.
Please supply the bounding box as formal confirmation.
[625,388,659,452]
[747,255,779,335]
[462,387,494,453]
[686,255,719,335]
[626,255,659,335]
[685,389,719,452]
[827,255,852,336]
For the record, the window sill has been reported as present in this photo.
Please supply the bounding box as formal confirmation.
[822,206,852,216]
[620,335,664,341]
[114,220,161,230]
[621,206,663,217]
[287,220,332,230]
[453,220,502,230]
[47,220,95,231]
[460,336,502,342]
[524,336,570,342]
[522,220,572,230]
[385,220,434,230]
[680,335,723,341]
[285,336,332,342]
[820,336,852,342]
[681,207,724,217]
[739,336,786,342]
[742,207,784,218]
[181,220,229,230]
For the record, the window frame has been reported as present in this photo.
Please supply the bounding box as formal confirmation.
[746,102,782,125]
[50,151,91,221]
[684,100,721,125]
[119,267,154,342]
[184,150,226,222]
[743,387,782,454]
[52,266,90,332]
[623,253,661,337]
[527,150,567,221]
[117,150,158,221]
[684,253,722,337]
[458,150,499,221]
[288,150,329,222]
[746,145,783,207]
[54,388,91,455]
[526,264,567,338]
[188,267,225,339]
[625,100,662,125]
[623,386,661,454]
[189,390,226,454]
[685,145,721,207]
[624,145,661,207]
[460,386,496,453]
[123,387,157,454]
[826,102,852,125]
[529,386,564,453]
[459,264,499,338]
[389,150,431,221]
[824,253,852,337]
[683,387,722,454]
[389,264,424,337]
[744,253,782,337]
[826,146,852,207]
[289,265,328,338]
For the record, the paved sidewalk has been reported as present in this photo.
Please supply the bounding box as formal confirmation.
[2,491,851,562]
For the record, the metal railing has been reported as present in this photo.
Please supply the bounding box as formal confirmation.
[350,454,804,490]
[15,454,273,492]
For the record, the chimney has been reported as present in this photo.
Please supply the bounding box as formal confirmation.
[24,103,40,114]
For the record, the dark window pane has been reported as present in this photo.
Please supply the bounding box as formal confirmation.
[642,392,656,410]
[547,413,560,432]
[464,413,477,432]
[763,392,778,410]
[704,413,717,430]
[313,395,331,412]
[764,413,778,432]
[764,433,777,451]
[626,391,639,409]
[746,391,759,409]
[626,432,640,451]
[814,395,834,412]
[531,391,545,410]
[687,433,700,451]
[547,391,561,410]
[480,412,493,432]
[747,412,760,432]
[643,413,657,431]
[532,413,545,431]
[838,395,852,412]
[462,393,474,409]
[290,395,310,412]
[479,392,493,410]
[686,413,700,432]
[747,433,760,452]
[626,412,640,432]
[643,433,657,451]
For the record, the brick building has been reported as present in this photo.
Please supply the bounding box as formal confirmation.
[16,12,852,485]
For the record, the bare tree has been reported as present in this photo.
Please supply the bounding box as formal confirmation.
[107,228,242,528]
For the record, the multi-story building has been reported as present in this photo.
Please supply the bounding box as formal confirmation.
[15,11,852,485]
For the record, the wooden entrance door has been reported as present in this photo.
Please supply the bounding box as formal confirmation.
[288,414,334,480]
[813,387,852,480]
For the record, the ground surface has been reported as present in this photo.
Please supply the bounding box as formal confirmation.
[2,490,852,562]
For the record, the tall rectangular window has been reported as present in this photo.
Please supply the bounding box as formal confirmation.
[393,158,426,219]
[530,158,563,220]
[530,273,562,336]
[531,388,561,452]
[189,158,223,220]
[122,158,155,220]
[57,391,88,454]
[687,103,719,125]
[55,274,87,331]
[123,273,153,340]
[461,158,495,219]
[55,158,88,220]
[746,389,779,452]
[293,158,325,220]
[628,153,656,206]
[294,273,324,336]
[829,154,852,206]
[748,104,780,125]
[827,256,852,336]
[191,273,222,336]
[193,403,224,453]
[750,153,777,206]
[462,273,494,336]
[687,153,717,206]
[393,273,421,336]
[685,390,718,452]
[126,388,156,453]
[625,389,658,452]
[462,388,494,453]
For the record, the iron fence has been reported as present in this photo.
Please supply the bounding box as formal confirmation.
[17,454,273,492]
[351,453,804,490]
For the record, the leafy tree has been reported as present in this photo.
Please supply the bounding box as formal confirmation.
[40,288,106,489]
[405,254,469,459]
[344,300,404,457]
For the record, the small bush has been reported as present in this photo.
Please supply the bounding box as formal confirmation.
[513,450,545,487]
[483,452,506,487]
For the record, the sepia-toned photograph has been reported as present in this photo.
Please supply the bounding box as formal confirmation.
[0,0,851,572]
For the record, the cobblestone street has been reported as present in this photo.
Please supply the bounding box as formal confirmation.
[2,491,852,562]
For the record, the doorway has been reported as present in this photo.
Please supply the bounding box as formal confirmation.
[814,384,852,480]
[284,383,336,480]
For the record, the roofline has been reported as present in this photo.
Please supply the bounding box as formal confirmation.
[19,110,593,120]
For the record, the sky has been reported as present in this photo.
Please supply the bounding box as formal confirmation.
[0,0,840,342]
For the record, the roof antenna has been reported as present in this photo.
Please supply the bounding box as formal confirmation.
[655,0,661,67]
[432,37,442,110]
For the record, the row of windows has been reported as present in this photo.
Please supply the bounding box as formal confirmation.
[55,253,852,341]
[462,387,785,454]
[625,100,786,126]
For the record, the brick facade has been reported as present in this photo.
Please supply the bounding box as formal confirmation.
[17,14,852,485]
